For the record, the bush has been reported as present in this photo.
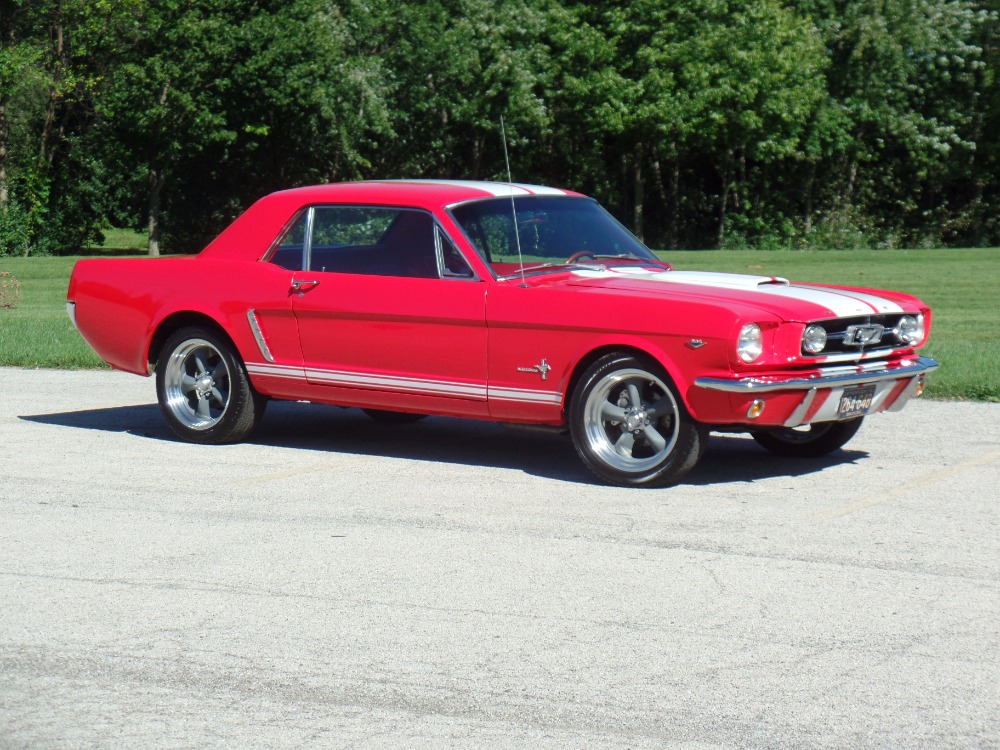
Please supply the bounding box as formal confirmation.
[721,207,903,251]
[0,203,32,257]
[0,271,21,308]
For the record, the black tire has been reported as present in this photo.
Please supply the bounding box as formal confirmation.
[750,417,864,458]
[155,326,265,444]
[362,409,428,424]
[569,353,708,487]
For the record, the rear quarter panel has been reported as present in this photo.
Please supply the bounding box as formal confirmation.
[68,256,297,375]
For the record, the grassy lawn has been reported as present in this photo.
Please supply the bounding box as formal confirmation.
[93,228,149,253]
[1,248,997,401]
[0,256,105,368]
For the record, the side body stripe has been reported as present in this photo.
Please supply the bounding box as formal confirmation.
[246,363,562,407]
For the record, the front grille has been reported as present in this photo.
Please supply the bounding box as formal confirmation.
[804,314,909,357]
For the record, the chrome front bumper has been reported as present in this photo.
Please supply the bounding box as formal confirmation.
[694,356,939,393]
[693,356,939,427]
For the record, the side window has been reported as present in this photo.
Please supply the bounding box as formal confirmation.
[269,212,308,271]
[437,228,474,278]
[270,205,476,280]
[311,207,394,249]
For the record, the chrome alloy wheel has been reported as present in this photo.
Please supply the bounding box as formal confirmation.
[581,367,680,473]
[162,338,233,430]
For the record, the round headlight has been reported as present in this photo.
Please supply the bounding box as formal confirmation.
[738,323,763,363]
[897,315,925,346]
[802,324,827,355]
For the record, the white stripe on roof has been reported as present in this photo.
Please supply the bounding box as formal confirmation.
[379,179,569,197]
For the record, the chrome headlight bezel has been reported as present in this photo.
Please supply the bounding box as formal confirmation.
[737,323,763,364]
[896,314,925,346]
[802,324,828,355]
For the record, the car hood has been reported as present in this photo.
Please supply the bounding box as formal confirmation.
[554,267,910,321]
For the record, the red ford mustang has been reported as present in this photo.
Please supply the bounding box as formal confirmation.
[67,180,938,487]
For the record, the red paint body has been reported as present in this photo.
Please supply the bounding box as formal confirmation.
[67,181,936,433]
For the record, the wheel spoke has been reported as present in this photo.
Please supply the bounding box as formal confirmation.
[614,431,636,458]
[211,360,227,381]
[209,386,226,407]
[642,424,667,453]
[601,402,628,422]
[626,383,643,409]
[195,395,212,419]
[180,374,198,394]
[193,352,208,375]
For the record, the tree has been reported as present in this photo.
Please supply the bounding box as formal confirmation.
[548,0,826,247]
[358,0,555,181]
[0,0,133,256]
[98,0,398,254]
[793,0,991,246]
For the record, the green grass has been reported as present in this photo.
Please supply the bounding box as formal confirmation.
[0,256,108,368]
[1,248,997,401]
[97,228,148,252]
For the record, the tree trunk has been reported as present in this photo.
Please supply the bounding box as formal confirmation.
[716,148,734,248]
[651,148,668,249]
[39,0,66,167]
[148,170,166,257]
[0,96,8,210]
[472,135,482,180]
[668,150,679,250]
[632,142,644,242]
[803,160,816,233]
[843,155,857,209]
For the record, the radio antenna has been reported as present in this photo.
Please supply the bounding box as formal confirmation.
[500,116,528,287]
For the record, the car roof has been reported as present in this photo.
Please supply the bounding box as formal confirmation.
[268,180,583,210]
[200,180,585,260]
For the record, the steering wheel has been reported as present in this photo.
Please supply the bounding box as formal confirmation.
[566,251,598,263]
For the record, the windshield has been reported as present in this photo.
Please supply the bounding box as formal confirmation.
[448,196,664,277]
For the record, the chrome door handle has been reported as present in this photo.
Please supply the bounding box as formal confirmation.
[291,279,321,295]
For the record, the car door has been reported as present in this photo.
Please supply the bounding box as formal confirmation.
[288,205,490,417]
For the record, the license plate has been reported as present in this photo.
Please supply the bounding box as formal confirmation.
[838,384,876,419]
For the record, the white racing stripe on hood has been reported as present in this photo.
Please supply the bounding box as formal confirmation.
[794,285,904,314]
[571,268,903,317]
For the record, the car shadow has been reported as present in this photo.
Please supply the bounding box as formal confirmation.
[21,401,868,488]
[685,433,868,486]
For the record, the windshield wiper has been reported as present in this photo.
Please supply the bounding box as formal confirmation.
[590,254,670,265]
[499,255,668,280]
[506,261,605,276]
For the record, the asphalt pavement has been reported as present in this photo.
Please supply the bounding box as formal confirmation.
[1,367,998,749]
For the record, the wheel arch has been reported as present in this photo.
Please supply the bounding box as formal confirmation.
[563,341,689,413]
[148,311,236,371]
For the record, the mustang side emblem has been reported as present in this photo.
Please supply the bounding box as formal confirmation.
[518,358,552,381]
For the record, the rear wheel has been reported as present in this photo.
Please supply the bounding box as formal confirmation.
[569,353,708,487]
[156,326,265,444]
[751,418,864,458]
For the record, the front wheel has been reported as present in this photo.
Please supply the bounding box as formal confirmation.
[750,418,864,458]
[156,326,265,444]
[569,353,708,487]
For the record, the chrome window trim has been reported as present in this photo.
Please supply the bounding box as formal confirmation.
[261,208,309,268]
[444,195,660,281]
[302,206,315,273]
[435,225,480,281]
[267,203,482,282]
